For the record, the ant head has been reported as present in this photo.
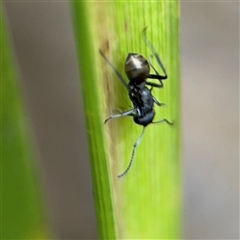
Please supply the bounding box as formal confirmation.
[125,53,150,83]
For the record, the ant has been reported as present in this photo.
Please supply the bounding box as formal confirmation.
[99,29,173,178]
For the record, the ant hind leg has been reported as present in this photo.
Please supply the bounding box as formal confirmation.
[118,127,146,178]
[152,118,173,125]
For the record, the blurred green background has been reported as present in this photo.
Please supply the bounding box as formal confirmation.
[2,1,239,239]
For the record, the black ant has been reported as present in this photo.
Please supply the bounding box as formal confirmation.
[99,29,173,178]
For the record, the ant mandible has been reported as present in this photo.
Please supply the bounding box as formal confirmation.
[99,28,173,178]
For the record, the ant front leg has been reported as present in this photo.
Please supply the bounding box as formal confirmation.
[142,28,168,77]
[142,30,168,89]
[146,57,168,88]
[104,108,139,124]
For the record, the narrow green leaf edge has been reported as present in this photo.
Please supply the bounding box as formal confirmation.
[72,3,117,239]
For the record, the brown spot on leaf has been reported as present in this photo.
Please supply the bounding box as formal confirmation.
[124,20,129,32]
[105,39,110,51]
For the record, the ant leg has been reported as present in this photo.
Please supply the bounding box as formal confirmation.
[104,108,139,124]
[148,83,165,106]
[147,59,168,84]
[146,58,168,88]
[152,96,165,107]
[142,29,168,77]
[149,53,168,79]
[152,118,173,125]
[149,60,163,77]
[142,28,168,88]
[146,57,165,88]
[118,127,146,178]
[149,62,167,80]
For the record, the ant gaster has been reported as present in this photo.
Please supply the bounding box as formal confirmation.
[99,29,173,178]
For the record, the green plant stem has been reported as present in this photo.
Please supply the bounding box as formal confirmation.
[72,2,181,239]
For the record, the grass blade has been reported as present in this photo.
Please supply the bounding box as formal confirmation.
[1,11,51,239]
[72,2,181,238]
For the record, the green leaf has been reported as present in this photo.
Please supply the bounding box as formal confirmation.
[72,1,181,239]
[1,10,51,239]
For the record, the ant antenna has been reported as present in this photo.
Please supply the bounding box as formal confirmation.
[118,127,146,178]
[142,28,167,77]
[99,49,130,91]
